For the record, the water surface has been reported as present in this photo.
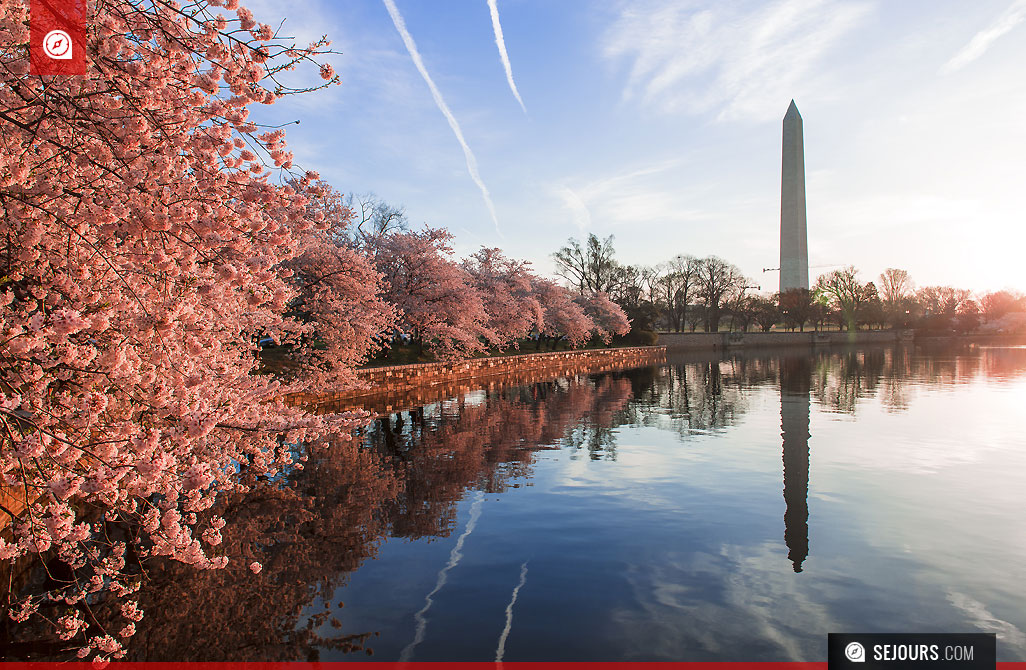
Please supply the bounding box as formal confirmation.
[113,344,1026,660]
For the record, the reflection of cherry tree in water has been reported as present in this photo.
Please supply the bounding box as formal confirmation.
[909,342,1026,384]
[4,439,398,661]
[367,375,634,538]
[125,440,398,660]
[124,375,632,656]
[168,376,632,649]
[975,345,1026,379]
[555,376,634,461]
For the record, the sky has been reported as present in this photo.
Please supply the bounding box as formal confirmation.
[241,0,1026,294]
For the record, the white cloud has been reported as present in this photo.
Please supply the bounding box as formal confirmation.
[556,159,708,232]
[487,0,527,113]
[383,0,503,236]
[603,0,873,121]
[555,186,593,231]
[947,591,1026,649]
[941,0,1026,73]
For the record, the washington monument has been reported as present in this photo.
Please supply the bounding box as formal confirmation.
[780,100,809,292]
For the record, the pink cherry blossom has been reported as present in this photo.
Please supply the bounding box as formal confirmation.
[366,228,496,359]
[0,0,353,658]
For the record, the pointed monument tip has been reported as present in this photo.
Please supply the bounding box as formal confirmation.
[784,99,801,120]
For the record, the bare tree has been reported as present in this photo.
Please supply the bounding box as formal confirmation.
[879,268,913,327]
[752,296,781,332]
[916,285,972,316]
[879,268,912,305]
[345,192,409,240]
[726,291,757,332]
[639,265,663,305]
[656,254,701,332]
[552,233,622,295]
[779,288,814,332]
[815,266,864,331]
[697,256,743,332]
[686,305,705,332]
[610,264,646,309]
[980,290,1026,321]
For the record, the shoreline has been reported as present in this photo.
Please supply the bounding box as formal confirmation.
[288,346,667,409]
[292,331,1026,410]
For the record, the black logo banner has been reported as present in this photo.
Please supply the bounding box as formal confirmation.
[829,633,996,669]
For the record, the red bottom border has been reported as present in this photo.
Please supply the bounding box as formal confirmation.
[3,663,1025,669]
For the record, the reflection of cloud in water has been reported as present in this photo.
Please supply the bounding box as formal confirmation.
[948,591,1026,652]
[611,542,833,661]
[400,490,485,661]
[814,381,1026,477]
[496,561,529,661]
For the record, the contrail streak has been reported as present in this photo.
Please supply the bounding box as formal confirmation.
[487,0,527,113]
[495,561,529,662]
[400,490,486,662]
[942,0,1026,73]
[383,0,502,236]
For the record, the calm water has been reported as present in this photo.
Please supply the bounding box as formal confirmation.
[26,344,1026,661]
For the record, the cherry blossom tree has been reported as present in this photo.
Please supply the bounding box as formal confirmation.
[0,0,373,659]
[574,292,630,343]
[367,228,494,360]
[462,247,541,350]
[284,183,396,385]
[529,277,594,348]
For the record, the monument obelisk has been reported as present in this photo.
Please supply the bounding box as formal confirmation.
[780,100,809,292]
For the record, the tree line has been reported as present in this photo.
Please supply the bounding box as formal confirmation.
[286,189,630,371]
[553,234,1026,336]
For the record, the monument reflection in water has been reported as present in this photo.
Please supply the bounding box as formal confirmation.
[7,344,1026,662]
[780,357,811,573]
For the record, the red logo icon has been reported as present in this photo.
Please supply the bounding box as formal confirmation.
[30,0,86,75]
[43,30,73,60]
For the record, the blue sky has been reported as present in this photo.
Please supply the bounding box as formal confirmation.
[243,0,1026,294]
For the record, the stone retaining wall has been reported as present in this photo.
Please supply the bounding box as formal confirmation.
[291,346,667,408]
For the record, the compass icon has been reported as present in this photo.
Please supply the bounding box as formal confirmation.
[43,30,73,60]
